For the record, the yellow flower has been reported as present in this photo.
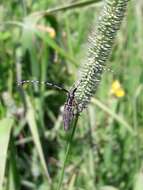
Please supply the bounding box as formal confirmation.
[110,80,125,98]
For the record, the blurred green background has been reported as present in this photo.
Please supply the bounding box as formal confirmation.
[0,0,143,190]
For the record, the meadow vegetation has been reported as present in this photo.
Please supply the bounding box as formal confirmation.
[0,0,143,190]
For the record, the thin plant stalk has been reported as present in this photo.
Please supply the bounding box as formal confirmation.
[57,115,79,190]
[31,0,101,17]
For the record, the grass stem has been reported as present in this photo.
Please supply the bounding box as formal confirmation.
[57,115,79,190]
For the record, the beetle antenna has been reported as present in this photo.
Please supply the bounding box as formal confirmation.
[17,80,69,93]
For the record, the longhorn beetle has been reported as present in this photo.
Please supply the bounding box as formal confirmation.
[17,80,80,130]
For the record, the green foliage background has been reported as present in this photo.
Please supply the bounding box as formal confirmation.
[0,0,143,190]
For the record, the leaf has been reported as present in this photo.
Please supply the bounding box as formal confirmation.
[134,172,143,190]
[100,186,119,190]
[7,140,20,190]
[91,98,134,135]
[0,118,14,190]
[25,95,51,182]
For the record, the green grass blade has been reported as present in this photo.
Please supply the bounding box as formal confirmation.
[0,118,14,190]
[25,95,51,183]
[36,31,77,66]
[91,98,134,135]
[7,140,20,190]
[100,186,119,190]
[134,172,143,190]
